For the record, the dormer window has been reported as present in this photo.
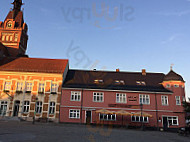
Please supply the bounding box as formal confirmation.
[136,81,146,86]
[115,80,125,85]
[94,80,103,84]
[166,84,171,88]
[174,84,179,88]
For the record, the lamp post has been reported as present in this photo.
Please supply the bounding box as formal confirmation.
[33,97,38,124]
[140,103,144,131]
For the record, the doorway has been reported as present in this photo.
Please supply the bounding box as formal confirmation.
[13,101,20,116]
[86,111,92,125]
[163,117,168,130]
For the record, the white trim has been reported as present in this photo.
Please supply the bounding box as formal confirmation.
[62,87,173,95]
[60,105,178,113]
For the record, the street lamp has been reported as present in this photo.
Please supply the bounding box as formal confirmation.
[33,97,38,124]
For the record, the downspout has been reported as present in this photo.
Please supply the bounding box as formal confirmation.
[80,88,84,124]
[155,93,159,130]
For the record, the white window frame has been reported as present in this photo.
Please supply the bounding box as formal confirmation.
[163,116,179,126]
[99,113,116,121]
[26,82,33,92]
[93,92,104,102]
[38,83,45,93]
[116,93,127,103]
[175,96,181,105]
[69,109,80,119]
[139,94,150,105]
[49,102,55,114]
[71,91,81,101]
[35,101,42,114]
[0,101,8,116]
[131,116,149,123]
[23,101,30,113]
[161,95,169,106]
[51,83,58,93]
[4,81,11,91]
[16,82,23,91]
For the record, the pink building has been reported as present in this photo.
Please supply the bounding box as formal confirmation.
[60,69,186,131]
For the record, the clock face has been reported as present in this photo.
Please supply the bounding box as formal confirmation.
[7,21,12,28]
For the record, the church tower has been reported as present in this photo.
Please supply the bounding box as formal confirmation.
[0,0,28,57]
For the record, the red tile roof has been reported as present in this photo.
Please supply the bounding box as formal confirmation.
[0,57,69,74]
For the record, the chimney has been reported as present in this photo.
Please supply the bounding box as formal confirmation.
[142,69,146,76]
[116,68,120,72]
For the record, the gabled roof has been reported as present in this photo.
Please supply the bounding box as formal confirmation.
[63,69,172,93]
[0,57,69,74]
[164,70,185,82]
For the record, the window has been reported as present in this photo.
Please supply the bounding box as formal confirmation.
[23,101,30,113]
[131,116,148,123]
[10,36,13,41]
[69,109,80,119]
[175,96,181,105]
[6,36,9,41]
[166,84,171,88]
[116,93,126,103]
[49,102,55,114]
[93,92,104,102]
[162,96,169,105]
[4,81,11,91]
[115,80,125,85]
[38,83,45,93]
[14,34,18,41]
[94,80,103,84]
[99,114,116,121]
[136,81,146,86]
[139,94,150,104]
[26,82,32,92]
[71,91,81,101]
[167,116,178,126]
[16,82,23,91]
[35,101,42,114]
[174,84,179,88]
[51,83,58,93]
[2,35,5,41]
[0,101,8,116]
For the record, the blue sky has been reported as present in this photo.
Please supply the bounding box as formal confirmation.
[1,0,190,99]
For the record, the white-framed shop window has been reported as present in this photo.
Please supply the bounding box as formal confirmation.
[0,101,8,116]
[69,109,80,119]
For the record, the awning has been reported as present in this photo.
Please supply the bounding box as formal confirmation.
[131,112,153,117]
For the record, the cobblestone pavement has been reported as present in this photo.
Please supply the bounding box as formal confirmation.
[0,121,189,142]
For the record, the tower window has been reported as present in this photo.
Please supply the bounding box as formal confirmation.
[14,34,18,41]
[6,36,9,41]
[174,84,179,88]
[2,36,5,41]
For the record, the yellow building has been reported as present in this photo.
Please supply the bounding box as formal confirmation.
[0,57,69,122]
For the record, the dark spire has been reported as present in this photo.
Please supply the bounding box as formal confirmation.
[11,0,23,19]
[12,0,23,11]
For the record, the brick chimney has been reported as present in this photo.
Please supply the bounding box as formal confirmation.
[142,69,146,76]
[116,69,120,72]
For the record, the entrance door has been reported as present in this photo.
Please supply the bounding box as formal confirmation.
[13,101,20,116]
[163,117,168,130]
[86,111,91,125]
